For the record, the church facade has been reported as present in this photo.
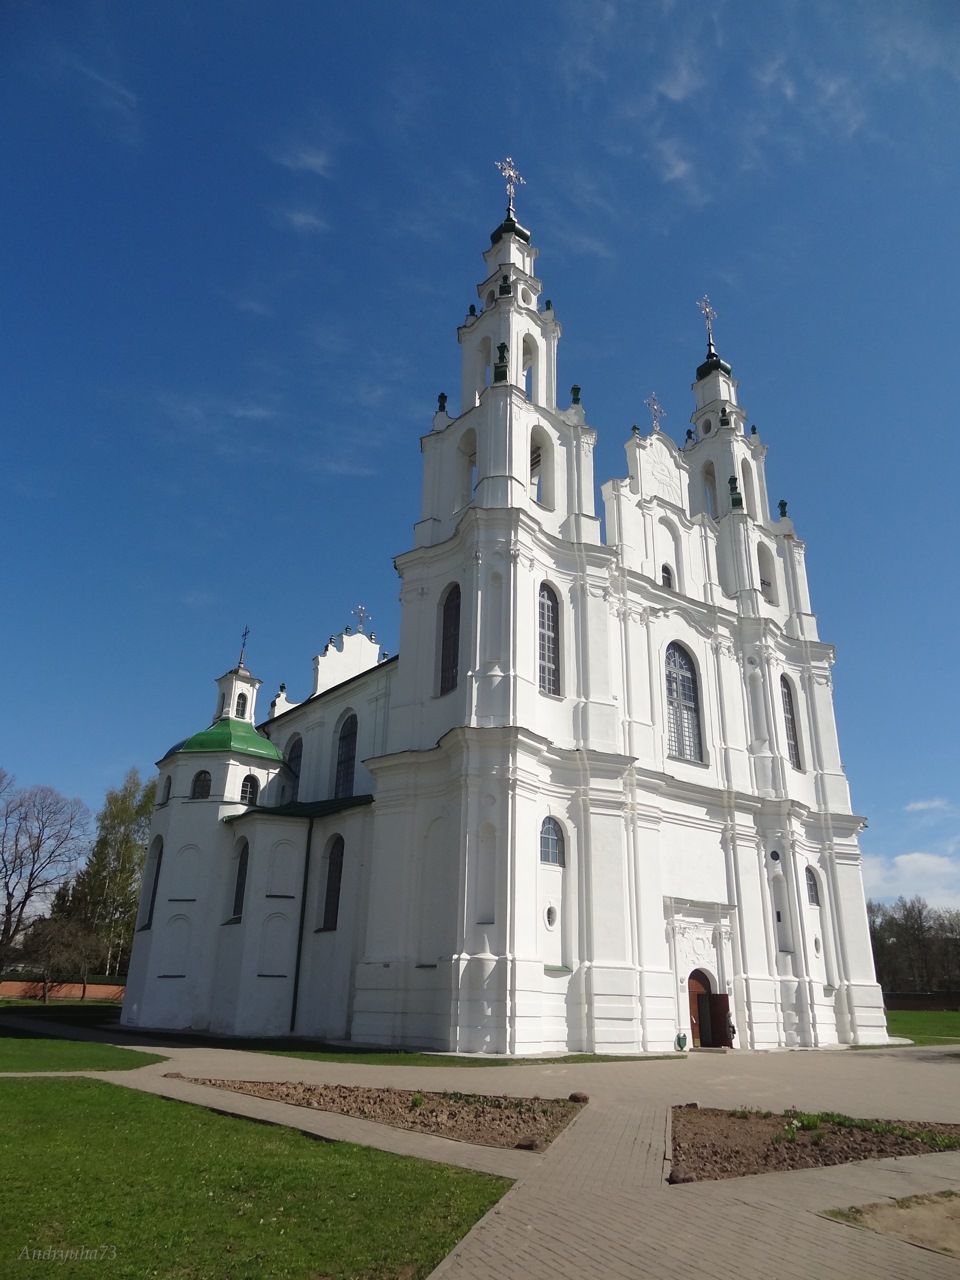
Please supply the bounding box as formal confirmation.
[122,195,886,1054]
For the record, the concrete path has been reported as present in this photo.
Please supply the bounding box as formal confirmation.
[3,1015,960,1277]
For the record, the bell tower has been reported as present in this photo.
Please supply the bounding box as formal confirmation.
[414,160,600,551]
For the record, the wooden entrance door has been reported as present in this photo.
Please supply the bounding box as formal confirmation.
[688,969,711,1047]
[710,993,732,1047]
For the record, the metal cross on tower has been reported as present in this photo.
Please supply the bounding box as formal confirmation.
[495,157,525,216]
[352,604,372,634]
[696,295,718,347]
[238,625,250,667]
[644,391,666,433]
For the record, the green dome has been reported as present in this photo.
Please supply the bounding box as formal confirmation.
[164,717,284,763]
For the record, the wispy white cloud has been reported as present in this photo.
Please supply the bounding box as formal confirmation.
[59,53,140,145]
[231,295,274,318]
[161,395,278,426]
[655,52,703,104]
[273,207,329,234]
[863,848,960,909]
[273,145,332,177]
[905,798,951,813]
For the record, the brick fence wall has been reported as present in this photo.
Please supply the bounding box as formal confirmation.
[0,981,125,1001]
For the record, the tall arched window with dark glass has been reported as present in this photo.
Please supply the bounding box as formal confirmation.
[334,715,358,799]
[286,737,303,803]
[538,584,560,695]
[439,583,461,695]
[235,692,248,719]
[319,836,344,931]
[232,841,249,920]
[665,642,703,762]
[781,676,802,770]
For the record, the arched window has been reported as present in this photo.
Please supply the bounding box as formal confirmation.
[781,676,802,770]
[142,836,163,929]
[540,817,565,866]
[455,428,478,510]
[702,462,718,518]
[334,715,358,799]
[665,643,703,762]
[522,333,539,402]
[741,460,757,518]
[232,841,249,919]
[190,770,212,800]
[235,692,248,719]
[538,584,561,696]
[806,867,821,907]
[439,584,461,695]
[319,836,344,931]
[286,736,303,803]
[530,425,555,509]
[661,564,674,589]
[240,774,259,806]
[160,775,172,805]
[758,543,778,605]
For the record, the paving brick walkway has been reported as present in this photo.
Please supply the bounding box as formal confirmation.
[4,1015,960,1278]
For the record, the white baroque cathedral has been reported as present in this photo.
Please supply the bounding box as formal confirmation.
[123,185,886,1054]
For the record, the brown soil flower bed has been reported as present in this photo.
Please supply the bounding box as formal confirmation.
[670,1104,960,1183]
[183,1076,584,1150]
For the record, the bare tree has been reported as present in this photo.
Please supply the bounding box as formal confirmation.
[0,770,89,972]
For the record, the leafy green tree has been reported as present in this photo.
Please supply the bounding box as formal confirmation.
[21,915,102,1002]
[54,769,156,976]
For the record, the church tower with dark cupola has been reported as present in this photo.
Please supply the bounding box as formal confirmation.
[124,166,886,1054]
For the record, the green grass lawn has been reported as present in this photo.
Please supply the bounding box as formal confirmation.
[884,1009,960,1045]
[0,1078,509,1279]
[0,1028,166,1072]
[0,999,122,1025]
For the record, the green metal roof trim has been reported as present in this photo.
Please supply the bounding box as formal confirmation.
[224,794,374,823]
[163,718,285,762]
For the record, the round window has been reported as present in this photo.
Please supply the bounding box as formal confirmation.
[521,287,532,305]
[545,905,558,928]
[814,937,821,957]
[703,420,712,434]
[486,290,496,307]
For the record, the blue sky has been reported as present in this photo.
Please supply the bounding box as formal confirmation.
[2,1,959,906]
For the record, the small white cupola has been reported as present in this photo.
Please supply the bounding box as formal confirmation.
[458,158,560,413]
[213,630,262,723]
[689,296,746,440]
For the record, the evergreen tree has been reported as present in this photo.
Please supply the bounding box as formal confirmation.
[55,769,156,976]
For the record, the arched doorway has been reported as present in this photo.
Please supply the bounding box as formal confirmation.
[688,968,732,1048]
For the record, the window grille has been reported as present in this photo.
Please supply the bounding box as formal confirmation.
[235,692,247,718]
[806,867,820,907]
[665,643,703,762]
[538,585,560,695]
[191,770,212,800]
[240,774,259,806]
[540,817,565,866]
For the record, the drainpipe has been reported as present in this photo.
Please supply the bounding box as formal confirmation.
[289,816,315,1034]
